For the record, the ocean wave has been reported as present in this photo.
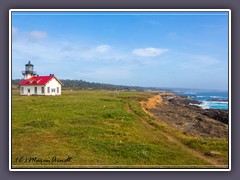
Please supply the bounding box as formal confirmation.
[182,92,196,95]
[210,96,223,98]
[176,91,228,110]
[190,101,228,110]
[203,101,228,104]
[189,103,210,109]
[189,103,202,107]
[199,101,228,110]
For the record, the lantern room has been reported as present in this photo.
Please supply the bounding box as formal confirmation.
[22,61,37,79]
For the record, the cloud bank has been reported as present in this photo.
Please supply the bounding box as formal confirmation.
[96,44,111,53]
[12,27,48,41]
[132,47,169,57]
[28,31,48,40]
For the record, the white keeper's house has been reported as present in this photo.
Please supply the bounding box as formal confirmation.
[19,61,63,96]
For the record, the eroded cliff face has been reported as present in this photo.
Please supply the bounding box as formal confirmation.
[141,93,228,138]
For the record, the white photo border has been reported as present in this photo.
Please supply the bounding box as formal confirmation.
[9,9,231,171]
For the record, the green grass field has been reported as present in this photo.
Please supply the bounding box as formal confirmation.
[11,90,228,169]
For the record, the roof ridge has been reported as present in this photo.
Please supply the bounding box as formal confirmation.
[19,75,57,86]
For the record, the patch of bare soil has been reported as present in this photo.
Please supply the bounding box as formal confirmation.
[141,93,228,138]
[140,95,163,109]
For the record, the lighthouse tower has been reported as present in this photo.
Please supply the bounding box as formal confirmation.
[22,61,37,79]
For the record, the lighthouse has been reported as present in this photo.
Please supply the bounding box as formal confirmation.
[22,61,37,80]
[19,61,63,95]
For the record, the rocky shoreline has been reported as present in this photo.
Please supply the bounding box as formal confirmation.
[162,94,229,125]
[141,93,228,138]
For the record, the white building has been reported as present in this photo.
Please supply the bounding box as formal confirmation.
[19,61,63,96]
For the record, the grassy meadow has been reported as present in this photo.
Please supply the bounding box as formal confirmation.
[11,89,228,169]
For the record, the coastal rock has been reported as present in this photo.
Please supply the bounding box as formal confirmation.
[186,105,228,125]
[142,93,228,138]
[201,110,228,125]
[168,95,201,106]
[167,96,229,125]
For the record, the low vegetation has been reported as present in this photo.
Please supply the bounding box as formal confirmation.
[11,90,228,168]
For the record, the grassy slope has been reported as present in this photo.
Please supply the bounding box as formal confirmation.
[11,90,228,168]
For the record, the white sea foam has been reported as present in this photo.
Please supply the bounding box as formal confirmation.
[183,92,196,95]
[198,101,228,110]
[206,101,228,104]
[189,103,202,107]
[177,90,228,110]
[210,96,222,98]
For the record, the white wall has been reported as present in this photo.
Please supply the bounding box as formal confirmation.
[20,86,45,95]
[44,77,62,96]
[24,74,33,80]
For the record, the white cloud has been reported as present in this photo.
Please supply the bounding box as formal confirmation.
[12,27,48,41]
[96,44,111,53]
[28,31,48,40]
[132,47,169,57]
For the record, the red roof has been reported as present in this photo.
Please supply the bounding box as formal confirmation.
[19,76,55,86]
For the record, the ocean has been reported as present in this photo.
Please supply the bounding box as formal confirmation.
[173,90,229,110]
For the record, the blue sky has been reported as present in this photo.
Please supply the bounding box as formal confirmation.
[11,11,229,90]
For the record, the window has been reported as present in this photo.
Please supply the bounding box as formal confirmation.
[34,87,37,94]
[57,87,59,93]
[41,87,44,94]
[21,87,24,94]
[52,89,55,93]
[47,87,50,93]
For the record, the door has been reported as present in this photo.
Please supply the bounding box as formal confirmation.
[51,88,56,96]
[27,88,30,96]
